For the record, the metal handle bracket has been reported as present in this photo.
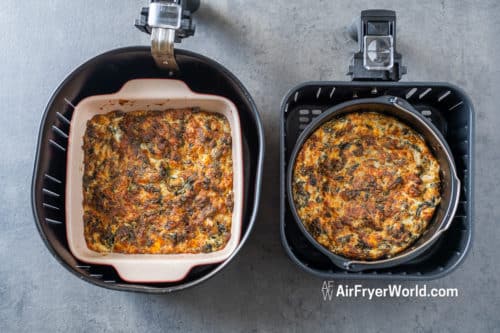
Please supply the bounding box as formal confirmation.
[135,0,198,73]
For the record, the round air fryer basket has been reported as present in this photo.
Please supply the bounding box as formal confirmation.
[31,47,264,292]
[286,95,461,271]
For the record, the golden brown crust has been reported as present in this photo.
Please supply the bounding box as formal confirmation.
[82,109,233,254]
[292,112,441,260]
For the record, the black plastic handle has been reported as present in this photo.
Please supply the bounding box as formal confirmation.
[348,9,406,81]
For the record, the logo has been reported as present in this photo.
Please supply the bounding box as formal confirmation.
[322,281,335,301]
[321,281,458,300]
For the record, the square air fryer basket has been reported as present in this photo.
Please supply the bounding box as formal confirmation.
[280,81,474,279]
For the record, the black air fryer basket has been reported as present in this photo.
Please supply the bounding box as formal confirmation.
[280,10,474,279]
[31,1,264,293]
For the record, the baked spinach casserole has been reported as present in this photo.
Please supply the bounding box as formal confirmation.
[82,109,233,254]
[292,112,441,260]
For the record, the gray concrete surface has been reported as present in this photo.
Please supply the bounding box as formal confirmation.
[0,0,499,332]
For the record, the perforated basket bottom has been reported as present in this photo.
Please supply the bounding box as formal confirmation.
[280,81,473,279]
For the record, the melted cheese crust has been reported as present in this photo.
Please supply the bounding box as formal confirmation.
[292,112,441,260]
[83,109,233,254]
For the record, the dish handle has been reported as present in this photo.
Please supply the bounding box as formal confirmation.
[113,79,197,100]
[437,176,462,234]
[111,260,193,283]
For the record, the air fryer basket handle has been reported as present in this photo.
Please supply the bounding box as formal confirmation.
[348,10,406,81]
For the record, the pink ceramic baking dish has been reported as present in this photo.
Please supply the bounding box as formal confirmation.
[65,79,243,282]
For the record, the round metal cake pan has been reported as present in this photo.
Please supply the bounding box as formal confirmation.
[286,95,460,272]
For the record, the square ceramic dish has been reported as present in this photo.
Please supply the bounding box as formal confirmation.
[66,79,243,282]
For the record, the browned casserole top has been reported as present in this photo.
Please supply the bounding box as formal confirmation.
[82,109,233,254]
[292,112,441,260]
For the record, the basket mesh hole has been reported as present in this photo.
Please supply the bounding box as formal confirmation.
[419,88,432,99]
[406,87,418,99]
[329,87,336,98]
[438,90,451,102]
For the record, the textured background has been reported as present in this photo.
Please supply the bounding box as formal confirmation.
[1,0,499,332]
